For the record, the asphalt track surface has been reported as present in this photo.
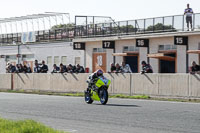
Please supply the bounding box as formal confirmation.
[0,93,200,133]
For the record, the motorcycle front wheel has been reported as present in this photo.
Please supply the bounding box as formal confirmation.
[84,90,93,104]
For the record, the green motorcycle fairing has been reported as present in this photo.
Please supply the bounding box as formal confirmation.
[91,76,111,101]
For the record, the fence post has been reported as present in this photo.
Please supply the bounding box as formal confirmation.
[11,73,14,90]
[130,73,132,96]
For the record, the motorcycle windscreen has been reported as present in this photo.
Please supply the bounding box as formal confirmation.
[95,77,111,88]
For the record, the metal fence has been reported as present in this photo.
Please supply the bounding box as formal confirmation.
[1,13,200,45]
[74,13,200,38]
[0,28,74,45]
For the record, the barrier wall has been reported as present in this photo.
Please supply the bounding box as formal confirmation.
[0,74,11,90]
[0,73,200,98]
[189,74,200,97]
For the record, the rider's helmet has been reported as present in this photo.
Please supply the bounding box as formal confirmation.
[96,69,103,76]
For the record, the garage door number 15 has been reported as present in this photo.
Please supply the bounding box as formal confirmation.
[176,37,183,44]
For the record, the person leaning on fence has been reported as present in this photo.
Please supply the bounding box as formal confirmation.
[115,63,122,73]
[189,61,200,74]
[26,64,32,73]
[40,60,48,73]
[16,64,23,73]
[184,4,194,31]
[75,64,85,73]
[34,60,41,73]
[52,64,60,73]
[121,62,132,73]
[141,61,153,74]
[59,63,67,73]
[8,64,16,73]
[109,63,116,73]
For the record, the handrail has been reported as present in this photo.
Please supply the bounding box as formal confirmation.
[1,13,200,44]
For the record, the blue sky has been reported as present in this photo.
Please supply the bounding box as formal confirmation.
[1,0,199,21]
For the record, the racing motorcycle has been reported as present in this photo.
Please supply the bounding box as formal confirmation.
[84,75,111,105]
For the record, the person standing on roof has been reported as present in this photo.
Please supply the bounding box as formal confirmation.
[184,4,194,31]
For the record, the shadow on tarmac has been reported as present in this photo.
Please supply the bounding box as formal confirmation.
[94,103,140,107]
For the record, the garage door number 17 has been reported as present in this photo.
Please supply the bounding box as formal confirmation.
[104,42,110,48]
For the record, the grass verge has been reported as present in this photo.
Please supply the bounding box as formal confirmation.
[0,118,66,133]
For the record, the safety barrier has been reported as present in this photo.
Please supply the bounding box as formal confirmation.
[0,73,200,98]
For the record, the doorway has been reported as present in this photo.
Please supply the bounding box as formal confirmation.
[159,53,176,73]
[92,53,107,72]
[124,56,138,73]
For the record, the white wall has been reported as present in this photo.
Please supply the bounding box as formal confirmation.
[0,42,85,73]
[177,45,187,73]
[188,35,200,66]
[84,36,200,73]
[85,41,102,72]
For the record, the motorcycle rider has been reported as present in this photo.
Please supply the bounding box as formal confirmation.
[88,69,104,91]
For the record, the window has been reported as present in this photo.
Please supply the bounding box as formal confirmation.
[54,56,59,65]
[61,56,67,65]
[123,46,139,52]
[22,54,34,60]
[75,57,80,65]
[159,45,177,51]
[93,48,106,53]
[47,56,52,65]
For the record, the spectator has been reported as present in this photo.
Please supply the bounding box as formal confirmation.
[52,64,60,73]
[40,60,48,73]
[26,64,32,73]
[6,62,10,73]
[16,64,23,73]
[23,64,28,73]
[59,63,67,73]
[115,63,122,73]
[109,63,116,73]
[67,64,75,73]
[75,64,85,73]
[141,61,153,74]
[7,64,16,73]
[189,61,200,74]
[184,4,194,31]
[34,60,41,73]
[121,62,132,73]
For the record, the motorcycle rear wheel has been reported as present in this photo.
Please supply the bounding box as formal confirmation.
[99,88,108,105]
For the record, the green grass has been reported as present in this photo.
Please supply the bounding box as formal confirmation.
[0,118,66,133]
[109,94,150,99]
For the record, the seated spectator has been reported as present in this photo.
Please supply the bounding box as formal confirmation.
[40,60,48,73]
[115,63,122,73]
[34,60,41,73]
[75,64,85,73]
[121,62,132,73]
[189,61,200,74]
[59,63,67,73]
[109,63,116,73]
[52,64,60,73]
[141,61,153,74]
